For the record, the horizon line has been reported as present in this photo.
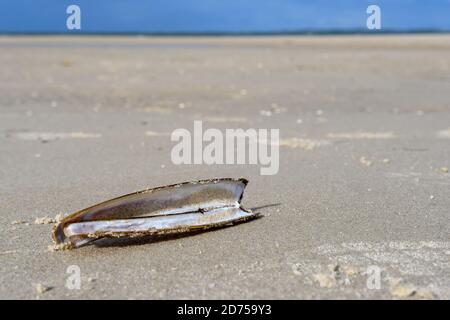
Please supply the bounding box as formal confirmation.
[1,29,450,37]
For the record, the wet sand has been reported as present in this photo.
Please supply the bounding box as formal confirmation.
[0,35,449,299]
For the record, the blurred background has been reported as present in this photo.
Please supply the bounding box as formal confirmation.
[1,0,450,34]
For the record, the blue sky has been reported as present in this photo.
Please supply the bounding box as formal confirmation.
[0,0,449,33]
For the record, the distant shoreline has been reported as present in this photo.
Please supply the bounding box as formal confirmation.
[1,29,449,36]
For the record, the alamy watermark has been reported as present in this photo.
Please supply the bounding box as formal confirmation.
[171,121,279,175]
[65,265,81,290]
[366,265,381,290]
[64,5,381,32]
[66,5,81,30]
[366,5,381,30]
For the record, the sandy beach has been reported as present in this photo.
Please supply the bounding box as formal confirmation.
[0,35,449,299]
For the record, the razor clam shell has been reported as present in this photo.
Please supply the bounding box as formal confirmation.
[53,178,255,247]
[64,207,255,241]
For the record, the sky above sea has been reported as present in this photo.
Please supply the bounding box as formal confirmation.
[1,0,449,33]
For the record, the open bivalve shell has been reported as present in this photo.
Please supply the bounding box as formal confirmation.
[52,178,258,249]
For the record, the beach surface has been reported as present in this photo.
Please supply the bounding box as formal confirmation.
[0,35,449,299]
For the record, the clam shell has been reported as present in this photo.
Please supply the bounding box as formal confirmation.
[52,178,257,248]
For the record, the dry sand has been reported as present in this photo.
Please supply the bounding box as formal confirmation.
[0,35,449,299]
